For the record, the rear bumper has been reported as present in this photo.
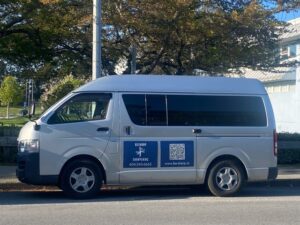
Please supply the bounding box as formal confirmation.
[16,152,58,185]
[247,167,278,182]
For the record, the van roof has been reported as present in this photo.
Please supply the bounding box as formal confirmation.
[75,75,267,95]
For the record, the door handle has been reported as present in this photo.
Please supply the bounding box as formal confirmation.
[97,127,109,132]
[125,126,131,135]
[193,128,202,134]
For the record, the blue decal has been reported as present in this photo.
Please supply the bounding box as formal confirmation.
[161,141,194,167]
[123,141,158,168]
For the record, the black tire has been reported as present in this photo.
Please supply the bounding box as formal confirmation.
[60,160,103,199]
[207,160,245,197]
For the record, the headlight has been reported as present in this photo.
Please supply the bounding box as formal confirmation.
[18,139,39,153]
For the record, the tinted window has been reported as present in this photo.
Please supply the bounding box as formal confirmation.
[167,95,266,126]
[48,93,111,124]
[123,94,167,126]
[146,95,167,125]
[122,94,146,125]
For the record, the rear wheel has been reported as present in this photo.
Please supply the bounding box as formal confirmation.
[207,160,245,197]
[60,160,103,199]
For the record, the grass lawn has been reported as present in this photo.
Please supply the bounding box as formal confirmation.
[0,105,43,126]
[0,106,23,118]
[0,117,30,126]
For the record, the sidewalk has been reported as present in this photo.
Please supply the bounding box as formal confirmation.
[277,166,300,180]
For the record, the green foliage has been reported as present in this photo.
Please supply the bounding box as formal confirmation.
[277,133,300,164]
[0,0,300,79]
[0,76,22,106]
[40,75,85,109]
[278,148,300,164]
[278,133,300,141]
[0,0,92,80]
[104,0,291,75]
[0,76,23,118]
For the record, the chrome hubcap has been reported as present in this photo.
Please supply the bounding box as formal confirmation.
[70,167,95,193]
[216,167,239,191]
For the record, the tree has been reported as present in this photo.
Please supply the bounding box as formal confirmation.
[1,0,300,80]
[0,0,93,81]
[104,0,300,75]
[0,76,23,118]
[40,75,85,110]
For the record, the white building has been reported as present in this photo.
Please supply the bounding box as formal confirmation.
[244,18,300,133]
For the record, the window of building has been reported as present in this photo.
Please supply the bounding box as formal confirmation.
[289,44,297,58]
[281,46,288,60]
[48,93,111,124]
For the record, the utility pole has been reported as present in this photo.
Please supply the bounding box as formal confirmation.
[131,44,137,74]
[92,0,102,80]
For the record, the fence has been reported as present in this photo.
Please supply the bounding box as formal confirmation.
[0,126,20,163]
[0,126,300,164]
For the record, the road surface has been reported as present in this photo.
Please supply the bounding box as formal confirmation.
[0,181,300,225]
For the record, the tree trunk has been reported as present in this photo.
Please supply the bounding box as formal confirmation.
[6,103,9,119]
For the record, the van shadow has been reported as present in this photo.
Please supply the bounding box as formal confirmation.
[1,180,300,205]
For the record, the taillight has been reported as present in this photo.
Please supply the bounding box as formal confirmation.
[273,130,278,156]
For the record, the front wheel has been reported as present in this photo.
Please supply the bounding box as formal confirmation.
[60,160,103,199]
[207,160,245,197]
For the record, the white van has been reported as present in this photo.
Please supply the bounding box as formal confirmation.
[17,75,277,198]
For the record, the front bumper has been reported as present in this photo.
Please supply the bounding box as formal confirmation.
[16,152,58,185]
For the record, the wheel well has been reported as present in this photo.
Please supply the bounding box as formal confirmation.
[59,155,107,185]
[205,155,248,182]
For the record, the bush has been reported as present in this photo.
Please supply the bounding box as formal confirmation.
[41,75,85,110]
[0,147,17,164]
[278,149,300,164]
[278,133,300,141]
[277,133,300,164]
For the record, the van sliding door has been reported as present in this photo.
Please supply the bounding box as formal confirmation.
[119,94,197,184]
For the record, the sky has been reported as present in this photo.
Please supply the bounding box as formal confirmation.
[276,9,300,21]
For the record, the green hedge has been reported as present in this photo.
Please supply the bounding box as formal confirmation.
[278,133,300,141]
[277,133,300,164]
[278,149,300,164]
[0,147,17,164]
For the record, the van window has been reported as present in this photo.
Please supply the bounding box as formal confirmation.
[123,94,266,127]
[48,93,111,124]
[167,95,266,126]
[122,94,146,125]
[146,95,167,126]
[123,94,167,126]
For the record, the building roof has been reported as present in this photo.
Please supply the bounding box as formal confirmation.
[75,75,267,95]
[241,68,296,83]
[280,18,300,43]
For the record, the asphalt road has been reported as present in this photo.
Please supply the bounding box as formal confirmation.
[1,182,300,225]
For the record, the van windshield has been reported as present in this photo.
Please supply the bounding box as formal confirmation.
[40,92,75,122]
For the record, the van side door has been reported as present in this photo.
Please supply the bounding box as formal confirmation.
[119,94,197,184]
[39,93,114,176]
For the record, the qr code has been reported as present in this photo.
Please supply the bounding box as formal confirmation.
[169,144,185,160]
